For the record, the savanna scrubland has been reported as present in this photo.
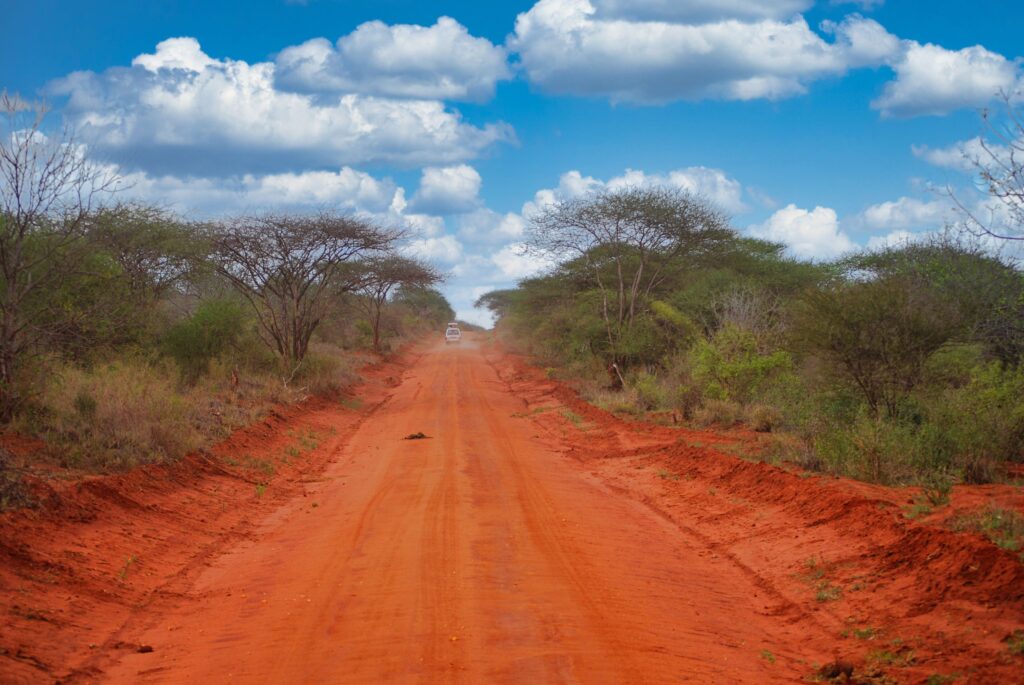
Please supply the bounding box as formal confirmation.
[478,99,1024,555]
[0,94,455,502]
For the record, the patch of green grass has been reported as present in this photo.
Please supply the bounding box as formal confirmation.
[1007,629,1024,656]
[560,408,586,429]
[339,397,363,411]
[298,429,320,451]
[803,556,826,581]
[925,674,957,685]
[118,554,137,581]
[853,626,877,640]
[903,495,933,520]
[922,472,953,507]
[760,649,776,664]
[241,455,275,476]
[951,507,1024,558]
[868,648,915,667]
[656,469,681,481]
[799,557,842,602]
[255,483,267,498]
[815,583,842,603]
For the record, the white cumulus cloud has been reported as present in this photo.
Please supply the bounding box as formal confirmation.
[748,204,855,259]
[509,1,897,103]
[591,0,813,23]
[410,164,483,214]
[113,165,400,216]
[48,37,513,176]
[873,42,1022,117]
[522,166,749,217]
[859,196,955,231]
[457,209,528,243]
[912,137,1013,173]
[491,243,554,280]
[275,17,511,101]
[403,234,464,264]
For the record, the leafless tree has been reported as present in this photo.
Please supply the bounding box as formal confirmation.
[708,286,786,352]
[0,92,117,420]
[353,255,443,352]
[527,186,733,382]
[953,91,1024,241]
[208,212,398,365]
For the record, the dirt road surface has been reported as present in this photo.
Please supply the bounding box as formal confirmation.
[2,335,1023,683]
[101,338,785,683]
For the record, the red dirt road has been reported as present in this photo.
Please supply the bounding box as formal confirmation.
[100,338,788,683]
[3,336,1023,683]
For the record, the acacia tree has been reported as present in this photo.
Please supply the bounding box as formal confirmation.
[85,202,203,301]
[0,92,117,419]
[353,255,442,351]
[795,274,962,419]
[527,186,733,382]
[209,212,398,364]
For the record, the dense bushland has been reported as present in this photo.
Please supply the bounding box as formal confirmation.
[480,189,1024,487]
[0,95,454,476]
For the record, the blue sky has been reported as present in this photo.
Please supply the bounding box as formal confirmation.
[2,0,1021,324]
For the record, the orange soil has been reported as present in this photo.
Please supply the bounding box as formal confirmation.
[1,336,1022,684]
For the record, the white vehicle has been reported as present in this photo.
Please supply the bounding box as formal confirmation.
[445,325,462,343]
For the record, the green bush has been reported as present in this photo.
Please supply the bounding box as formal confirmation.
[694,398,743,428]
[916,361,1024,482]
[164,299,248,383]
[632,371,667,410]
[691,324,794,404]
[289,343,358,396]
[746,404,782,432]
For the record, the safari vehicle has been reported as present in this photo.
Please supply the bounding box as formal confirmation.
[445,324,462,343]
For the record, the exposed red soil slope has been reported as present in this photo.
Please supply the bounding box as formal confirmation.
[0,337,1021,684]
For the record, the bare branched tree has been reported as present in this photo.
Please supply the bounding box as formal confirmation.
[353,255,443,352]
[953,91,1024,241]
[208,212,399,364]
[709,286,787,352]
[0,92,118,419]
[527,186,733,381]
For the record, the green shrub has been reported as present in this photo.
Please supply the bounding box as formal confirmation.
[694,399,743,428]
[914,361,1024,483]
[746,404,782,432]
[813,415,920,484]
[691,324,794,404]
[164,299,248,383]
[289,343,358,396]
[632,371,667,410]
